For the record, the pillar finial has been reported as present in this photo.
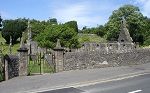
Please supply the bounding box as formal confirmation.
[56,39,61,48]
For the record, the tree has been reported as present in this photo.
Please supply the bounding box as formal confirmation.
[30,18,58,39]
[105,4,146,44]
[81,26,92,34]
[64,21,78,33]
[35,24,80,48]
[1,19,27,44]
[0,16,2,31]
[93,25,106,37]
[80,25,106,37]
[143,17,150,46]
[30,19,46,39]
[47,18,58,25]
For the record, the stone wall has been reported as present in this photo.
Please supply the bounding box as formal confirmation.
[4,55,19,79]
[64,49,150,71]
[75,42,135,53]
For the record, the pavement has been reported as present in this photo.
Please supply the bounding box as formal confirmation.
[0,63,150,93]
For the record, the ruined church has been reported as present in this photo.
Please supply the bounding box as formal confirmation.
[79,17,135,53]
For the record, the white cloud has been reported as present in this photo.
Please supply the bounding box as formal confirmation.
[51,2,98,28]
[50,1,111,29]
[49,1,121,29]
[133,0,150,17]
[53,3,88,21]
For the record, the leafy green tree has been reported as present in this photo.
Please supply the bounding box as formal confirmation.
[30,19,46,39]
[64,21,78,33]
[143,17,150,46]
[30,18,58,39]
[1,19,27,44]
[0,16,2,31]
[94,25,106,37]
[81,26,95,34]
[35,24,80,48]
[47,18,58,25]
[82,26,87,31]
[105,4,146,44]
[81,25,106,37]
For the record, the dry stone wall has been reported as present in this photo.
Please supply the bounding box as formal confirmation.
[4,55,19,79]
[64,49,150,71]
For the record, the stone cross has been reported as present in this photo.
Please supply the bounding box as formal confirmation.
[9,36,12,54]
[20,32,24,48]
[27,20,32,55]
[27,20,32,41]
[121,16,127,28]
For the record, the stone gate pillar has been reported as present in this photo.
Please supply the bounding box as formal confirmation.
[53,39,64,73]
[17,44,28,76]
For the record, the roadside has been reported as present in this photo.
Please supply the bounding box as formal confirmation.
[0,63,150,93]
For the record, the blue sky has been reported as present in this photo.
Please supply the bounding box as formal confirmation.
[0,0,150,28]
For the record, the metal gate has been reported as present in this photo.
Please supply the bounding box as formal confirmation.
[28,52,55,75]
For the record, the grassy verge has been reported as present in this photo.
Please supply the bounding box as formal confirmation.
[0,32,20,54]
[28,60,54,75]
[141,45,150,49]
[1,43,20,54]
[78,33,107,43]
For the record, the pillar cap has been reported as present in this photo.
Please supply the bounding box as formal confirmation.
[53,39,64,51]
[53,47,64,51]
[17,44,28,52]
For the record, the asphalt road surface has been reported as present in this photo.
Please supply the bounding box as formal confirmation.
[39,73,150,93]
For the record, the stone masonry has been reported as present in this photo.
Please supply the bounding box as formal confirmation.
[54,17,150,72]
[4,55,19,80]
[64,49,150,71]
[53,39,64,72]
[17,43,28,76]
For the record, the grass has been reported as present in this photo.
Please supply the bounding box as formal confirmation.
[0,33,107,54]
[141,45,150,49]
[78,33,107,43]
[0,32,6,43]
[0,32,20,54]
[0,32,53,77]
[1,43,20,55]
[28,60,54,75]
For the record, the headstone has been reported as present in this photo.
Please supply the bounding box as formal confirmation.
[9,36,12,54]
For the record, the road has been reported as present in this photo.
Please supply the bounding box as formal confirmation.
[40,73,150,93]
[1,63,150,93]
